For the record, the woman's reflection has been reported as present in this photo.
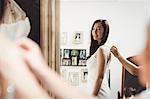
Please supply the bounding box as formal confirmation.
[86,19,111,99]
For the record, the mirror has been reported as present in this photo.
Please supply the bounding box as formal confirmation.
[59,0,150,98]
[40,0,60,70]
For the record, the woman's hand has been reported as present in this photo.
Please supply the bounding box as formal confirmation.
[110,46,121,58]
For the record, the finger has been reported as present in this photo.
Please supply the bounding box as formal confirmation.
[110,47,115,52]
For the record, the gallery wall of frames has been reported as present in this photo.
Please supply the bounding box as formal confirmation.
[60,31,89,90]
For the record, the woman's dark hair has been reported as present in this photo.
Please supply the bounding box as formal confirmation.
[0,0,5,20]
[89,19,109,57]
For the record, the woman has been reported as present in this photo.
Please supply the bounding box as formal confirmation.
[86,19,111,99]
[0,0,31,98]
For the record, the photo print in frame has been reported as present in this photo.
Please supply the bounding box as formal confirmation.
[72,31,83,44]
[61,49,87,66]
[81,69,88,83]
[68,72,79,86]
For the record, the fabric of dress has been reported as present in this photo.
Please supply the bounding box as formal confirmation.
[138,88,150,99]
[86,45,111,99]
[0,17,30,99]
[0,17,30,40]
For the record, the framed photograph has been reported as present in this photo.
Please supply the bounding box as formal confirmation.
[60,32,67,45]
[68,72,79,86]
[72,31,83,44]
[62,59,71,66]
[71,49,79,56]
[71,57,78,66]
[60,49,87,66]
[60,69,67,80]
[63,49,70,58]
[78,59,86,66]
[79,50,86,59]
[81,69,88,83]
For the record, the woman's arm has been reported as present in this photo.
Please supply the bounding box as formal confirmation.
[92,47,106,96]
[110,46,139,76]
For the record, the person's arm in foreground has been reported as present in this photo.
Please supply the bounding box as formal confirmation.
[18,38,97,99]
[110,46,139,76]
[0,34,50,99]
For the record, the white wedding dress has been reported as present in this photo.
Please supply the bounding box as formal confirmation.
[86,45,111,99]
[0,17,30,40]
[0,17,30,99]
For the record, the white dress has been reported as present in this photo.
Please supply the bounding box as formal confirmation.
[137,88,150,99]
[0,17,30,99]
[86,45,111,99]
[0,17,30,40]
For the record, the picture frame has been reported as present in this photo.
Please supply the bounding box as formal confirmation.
[72,31,83,44]
[71,57,78,66]
[71,49,79,56]
[78,59,86,66]
[60,69,67,80]
[62,59,71,66]
[68,72,79,86]
[79,50,86,59]
[61,49,87,66]
[81,69,88,83]
[60,32,67,45]
[63,49,70,58]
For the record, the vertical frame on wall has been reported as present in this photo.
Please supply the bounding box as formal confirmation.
[40,0,60,72]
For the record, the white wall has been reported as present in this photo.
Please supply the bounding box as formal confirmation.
[60,1,149,99]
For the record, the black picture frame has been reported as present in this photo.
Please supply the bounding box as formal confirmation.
[60,49,87,66]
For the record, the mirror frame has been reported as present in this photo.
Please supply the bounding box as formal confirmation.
[40,0,60,72]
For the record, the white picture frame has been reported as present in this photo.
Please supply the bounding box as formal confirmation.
[68,72,79,86]
[72,31,83,44]
[60,69,67,80]
[60,32,67,45]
